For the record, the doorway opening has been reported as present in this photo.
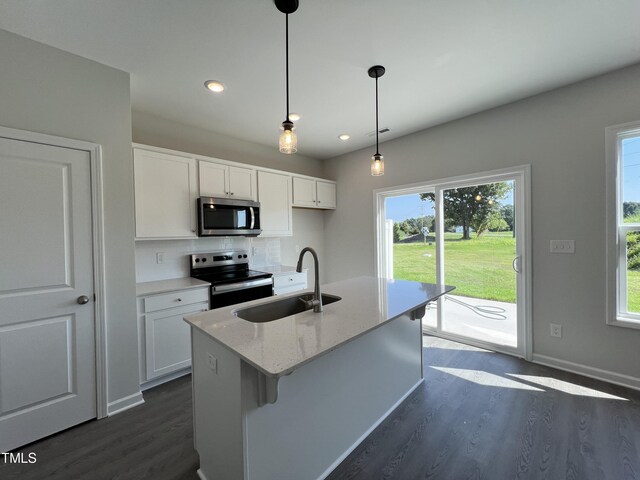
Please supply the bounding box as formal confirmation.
[375,167,531,358]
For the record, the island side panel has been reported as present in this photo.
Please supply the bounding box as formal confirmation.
[191,327,246,480]
[242,313,423,480]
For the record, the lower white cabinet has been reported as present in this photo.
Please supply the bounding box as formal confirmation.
[138,286,209,386]
[273,270,308,295]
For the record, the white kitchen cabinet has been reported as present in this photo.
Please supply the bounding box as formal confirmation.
[291,177,316,207]
[292,176,336,209]
[257,170,293,236]
[134,148,198,239]
[273,270,308,295]
[199,160,256,201]
[316,180,337,209]
[137,285,209,387]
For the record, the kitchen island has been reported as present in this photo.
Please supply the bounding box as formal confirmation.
[184,276,453,480]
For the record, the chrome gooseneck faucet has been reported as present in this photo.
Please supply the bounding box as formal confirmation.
[296,247,323,313]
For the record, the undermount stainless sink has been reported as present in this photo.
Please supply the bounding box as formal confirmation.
[233,293,342,323]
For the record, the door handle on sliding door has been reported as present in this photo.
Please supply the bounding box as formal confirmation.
[512,256,521,273]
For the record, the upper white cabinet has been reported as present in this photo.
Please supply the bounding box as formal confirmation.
[292,176,337,210]
[133,144,337,240]
[134,148,198,239]
[316,181,337,209]
[199,160,257,201]
[257,170,293,237]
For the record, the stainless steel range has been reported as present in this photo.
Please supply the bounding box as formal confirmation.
[189,250,273,309]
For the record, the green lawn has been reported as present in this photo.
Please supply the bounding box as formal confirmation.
[394,232,516,303]
[394,232,640,310]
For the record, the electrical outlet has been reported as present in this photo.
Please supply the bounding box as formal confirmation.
[550,323,562,338]
[207,354,217,373]
[550,240,575,254]
[156,252,166,264]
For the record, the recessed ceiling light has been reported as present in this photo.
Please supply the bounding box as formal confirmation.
[338,134,350,141]
[289,112,301,121]
[204,80,225,93]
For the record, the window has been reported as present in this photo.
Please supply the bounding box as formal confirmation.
[606,122,640,327]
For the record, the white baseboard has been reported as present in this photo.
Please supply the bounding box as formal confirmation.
[196,469,208,480]
[140,367,191,391]
[107,390,145,416]
[532,353,640,392]
[317,378,424,480]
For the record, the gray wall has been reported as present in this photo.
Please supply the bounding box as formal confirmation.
[323,63,640,383]
[0,30,140,405]
[132,111,325,178]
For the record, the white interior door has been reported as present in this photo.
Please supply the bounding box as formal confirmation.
[0,137,96,451]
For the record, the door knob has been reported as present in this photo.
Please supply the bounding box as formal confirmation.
[77,295,90,305]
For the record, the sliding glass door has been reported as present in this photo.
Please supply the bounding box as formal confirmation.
[438,180,518,348]
[377,167,529,358]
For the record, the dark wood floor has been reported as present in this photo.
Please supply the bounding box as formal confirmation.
[2,336,639,480]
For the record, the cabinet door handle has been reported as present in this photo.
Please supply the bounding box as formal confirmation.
[177,298,182,302]
[230,192,234,195]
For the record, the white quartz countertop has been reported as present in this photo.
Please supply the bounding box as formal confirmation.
[136,277,210,297]
[184,276,454,377]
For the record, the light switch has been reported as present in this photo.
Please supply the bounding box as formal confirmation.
[550,240,575,254]
[156,252,166,264]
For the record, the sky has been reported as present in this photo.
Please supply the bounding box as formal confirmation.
[623,137,640,204]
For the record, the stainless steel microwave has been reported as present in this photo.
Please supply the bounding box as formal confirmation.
[197,197,262,237]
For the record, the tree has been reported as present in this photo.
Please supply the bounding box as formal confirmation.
[501,204,514,232]
[393,222,401,243]
[486,211,509,232]
[624,201,640,221]
[420,183,511,240]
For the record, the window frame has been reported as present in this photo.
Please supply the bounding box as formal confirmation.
[605,121,640,328]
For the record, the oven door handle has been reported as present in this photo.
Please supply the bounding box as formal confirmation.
[211,277,273,294]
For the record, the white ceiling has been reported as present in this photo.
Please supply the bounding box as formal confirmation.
[1,1,640,159]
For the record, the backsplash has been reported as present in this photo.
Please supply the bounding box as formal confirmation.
[135,237,282,283]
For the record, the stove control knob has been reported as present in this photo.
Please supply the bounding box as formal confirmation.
[195,258,200,263]
[243,255,248,258]
[202,258,207,263]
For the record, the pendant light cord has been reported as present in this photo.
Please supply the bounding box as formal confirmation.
[285,13,290,121]
[375,75,379,155]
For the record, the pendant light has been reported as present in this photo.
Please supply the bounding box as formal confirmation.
[275,0,299,154]
[368,65,385,176]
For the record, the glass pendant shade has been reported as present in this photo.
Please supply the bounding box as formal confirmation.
[279,121,297,154]
[371,153,384,176]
